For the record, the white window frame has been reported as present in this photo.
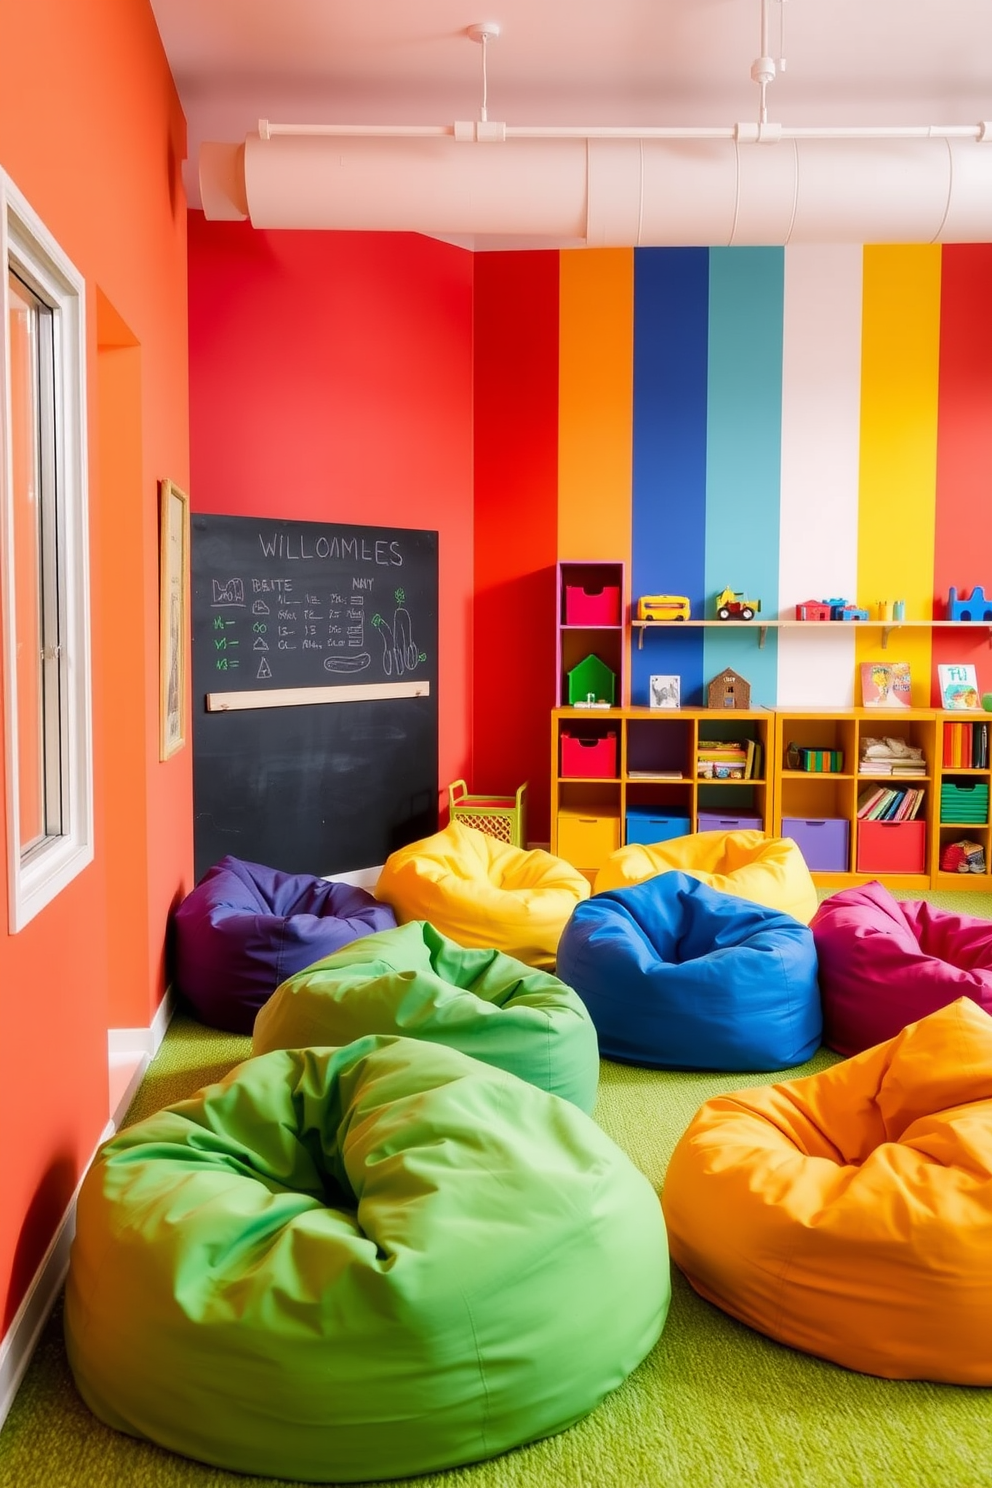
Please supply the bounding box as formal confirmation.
[1,170,92,931]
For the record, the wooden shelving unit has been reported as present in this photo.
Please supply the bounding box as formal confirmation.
[549,703,992,891]
[551,706,773,882]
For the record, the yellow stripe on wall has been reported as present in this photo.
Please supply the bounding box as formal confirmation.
[558,249,634,569]
[857,245,941,703]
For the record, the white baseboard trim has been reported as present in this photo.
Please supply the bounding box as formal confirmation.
[107,982,176,1059]
[0,1118,114,1432]
[325,864,383,891]
[1,988,175,1434]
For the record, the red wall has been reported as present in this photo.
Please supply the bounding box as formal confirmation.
[187,217,474,816]
[473,253,560,838]
[0,0,190,1328]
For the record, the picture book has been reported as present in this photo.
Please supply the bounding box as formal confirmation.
[860,661,911,708]
[649,674,680,710]
[938,663,981,711]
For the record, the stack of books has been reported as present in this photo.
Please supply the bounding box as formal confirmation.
[856,785,926,821]
[942,720,989,768]
[696,738,762,780]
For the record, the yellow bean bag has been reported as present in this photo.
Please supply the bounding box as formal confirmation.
[594,830,817,925]
[375,820,590,970]
[662,997,992,1382]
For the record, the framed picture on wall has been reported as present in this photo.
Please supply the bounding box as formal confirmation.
[159,479,190,759]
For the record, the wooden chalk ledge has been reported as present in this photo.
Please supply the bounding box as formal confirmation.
[206,681,431,712]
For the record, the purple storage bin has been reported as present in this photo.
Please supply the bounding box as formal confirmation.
[782,817,850,873]
[696,812,763,833]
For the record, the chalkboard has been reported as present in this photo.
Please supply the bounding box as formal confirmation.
[191,514,438,879]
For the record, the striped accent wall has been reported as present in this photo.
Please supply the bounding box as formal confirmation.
[552,243,992,711]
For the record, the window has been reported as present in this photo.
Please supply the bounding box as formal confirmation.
[1,171,92,930]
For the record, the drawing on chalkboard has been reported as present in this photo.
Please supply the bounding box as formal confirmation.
[324,653,372,673]
[212,577,245,607]
[159,479,189,760]
[372,605,421,677]
[252,600,269,614]
[257,657,272,679]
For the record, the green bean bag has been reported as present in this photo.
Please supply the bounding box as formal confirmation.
[253,920,600,1113]
[64,1037,669,1483]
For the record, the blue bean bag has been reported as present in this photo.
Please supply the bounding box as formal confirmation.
[173,856,397,1033]
[556,872,821,1071]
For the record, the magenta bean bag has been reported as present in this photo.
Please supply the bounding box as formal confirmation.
[173,856,397,1034]
[811,880,992,1055]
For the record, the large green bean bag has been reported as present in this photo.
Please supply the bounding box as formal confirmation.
[65,1037,669,1483]
[253,920,600,1113]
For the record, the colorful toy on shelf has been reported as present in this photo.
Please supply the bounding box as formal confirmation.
[715,588,760,621]
[822,598,871,622]
[795,600,832,621]
[947,586,992,622]
[637,594,691,622]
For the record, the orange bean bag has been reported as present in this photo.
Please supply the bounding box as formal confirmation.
[375,820,590,970]
[662,997,992,1382]
[594,830,817,925]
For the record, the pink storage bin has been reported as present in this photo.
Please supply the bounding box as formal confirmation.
[561,731,618,779]
[565,584,621,627]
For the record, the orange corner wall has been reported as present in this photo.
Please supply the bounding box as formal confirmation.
[0,0,190,1329]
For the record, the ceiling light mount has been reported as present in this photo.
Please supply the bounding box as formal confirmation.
[466,22,501,45]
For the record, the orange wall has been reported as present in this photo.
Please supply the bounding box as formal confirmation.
[187,216,475,813]
[0,0,190,1328]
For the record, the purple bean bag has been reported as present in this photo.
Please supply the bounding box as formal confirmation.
[173,856,397,1033]
[811,880,992,1056]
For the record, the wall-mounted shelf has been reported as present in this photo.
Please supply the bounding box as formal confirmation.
[632,619,992,650]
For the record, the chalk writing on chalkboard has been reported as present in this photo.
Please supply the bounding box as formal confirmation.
[191,515,439,877]
[192,516,437,695]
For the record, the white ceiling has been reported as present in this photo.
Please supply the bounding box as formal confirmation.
[151,0,992,229]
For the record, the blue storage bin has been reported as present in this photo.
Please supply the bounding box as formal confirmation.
[625,807,691,847]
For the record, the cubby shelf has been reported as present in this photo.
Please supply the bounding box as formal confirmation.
[549,704,992,891]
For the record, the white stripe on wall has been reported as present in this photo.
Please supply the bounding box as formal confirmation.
[778,245,863,707]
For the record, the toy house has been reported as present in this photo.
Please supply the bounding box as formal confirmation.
[707,667,751,710]
[567,653,617,707]
[795,599,832,621]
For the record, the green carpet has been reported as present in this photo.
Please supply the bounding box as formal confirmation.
[4,951,992,1485]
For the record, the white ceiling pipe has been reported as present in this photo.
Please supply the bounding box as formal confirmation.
[199,132,992,245]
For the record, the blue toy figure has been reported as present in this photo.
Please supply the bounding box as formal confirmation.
[947,586,992,621]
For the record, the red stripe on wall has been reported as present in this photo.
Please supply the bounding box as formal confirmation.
[933,244,992,703]
[473,252,560,841]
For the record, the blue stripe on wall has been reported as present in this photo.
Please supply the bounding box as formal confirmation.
[630,248,710,707]
[703,248,784,708]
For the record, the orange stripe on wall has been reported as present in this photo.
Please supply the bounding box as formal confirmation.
[932,244,992,702]
[857,245,940,703]
[557,249,633,578]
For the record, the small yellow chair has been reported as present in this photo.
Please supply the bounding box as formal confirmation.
[594,829,817,925]
[375,820,590,970]
[662,997,992,1383]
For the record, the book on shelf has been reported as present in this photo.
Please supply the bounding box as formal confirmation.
[857,785,925,822]
[942,719,989,768]
[627,769,684,780]
[860,661,911,708]
[937,663,981,710]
